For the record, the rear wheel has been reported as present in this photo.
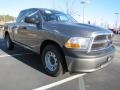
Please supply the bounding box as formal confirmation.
[5,34,14,50]
[41,45,63,77]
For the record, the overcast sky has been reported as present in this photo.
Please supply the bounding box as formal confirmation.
[0,0,120,27]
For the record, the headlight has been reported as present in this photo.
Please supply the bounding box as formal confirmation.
[65,37,91,49]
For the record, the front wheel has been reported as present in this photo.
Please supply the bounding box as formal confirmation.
[41,45,63,77]
[5,34,14,50]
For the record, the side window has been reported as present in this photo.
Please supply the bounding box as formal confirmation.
[57,14,68,22]
[16,10,28,23]
[28,9,41,20]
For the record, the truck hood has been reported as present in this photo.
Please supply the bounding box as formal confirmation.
[44,22,113,37]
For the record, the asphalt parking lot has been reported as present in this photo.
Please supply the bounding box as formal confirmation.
[0,30,120,90]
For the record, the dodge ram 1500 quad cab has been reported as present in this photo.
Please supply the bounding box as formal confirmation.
[4,8,115,77]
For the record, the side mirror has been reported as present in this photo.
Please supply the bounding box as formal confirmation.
[24,17,40,24]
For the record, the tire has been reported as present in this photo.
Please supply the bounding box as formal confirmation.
[41,45,63,77]
[5,34,14,50]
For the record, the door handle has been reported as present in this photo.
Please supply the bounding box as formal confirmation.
[20,27,27,29]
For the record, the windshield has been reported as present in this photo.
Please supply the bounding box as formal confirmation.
[43,10,77,23]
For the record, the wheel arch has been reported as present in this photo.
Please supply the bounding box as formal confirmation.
[40,40,68,72]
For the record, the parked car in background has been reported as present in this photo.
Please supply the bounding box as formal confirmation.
[0,25,3,29]
[108,28,120,34]
[3,8,115,77]
[108,28,116,34]
[117,30,120,34]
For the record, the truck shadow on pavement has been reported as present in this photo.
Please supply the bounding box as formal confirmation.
[0,38,51,77]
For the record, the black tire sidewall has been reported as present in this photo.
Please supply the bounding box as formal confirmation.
[41,45,63,77]
[5,34,14,50]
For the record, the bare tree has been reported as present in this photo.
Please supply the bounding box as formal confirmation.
[65,0,78,15]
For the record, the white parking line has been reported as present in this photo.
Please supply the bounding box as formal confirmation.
[0,53,32,58]
[33,73,86,90]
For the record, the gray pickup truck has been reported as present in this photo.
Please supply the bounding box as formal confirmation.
[4,8,115,77]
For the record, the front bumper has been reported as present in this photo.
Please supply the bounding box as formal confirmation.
[65,46,115,73]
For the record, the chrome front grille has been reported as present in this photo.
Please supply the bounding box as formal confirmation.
[94,34,112,41]
[91,34,113,51]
